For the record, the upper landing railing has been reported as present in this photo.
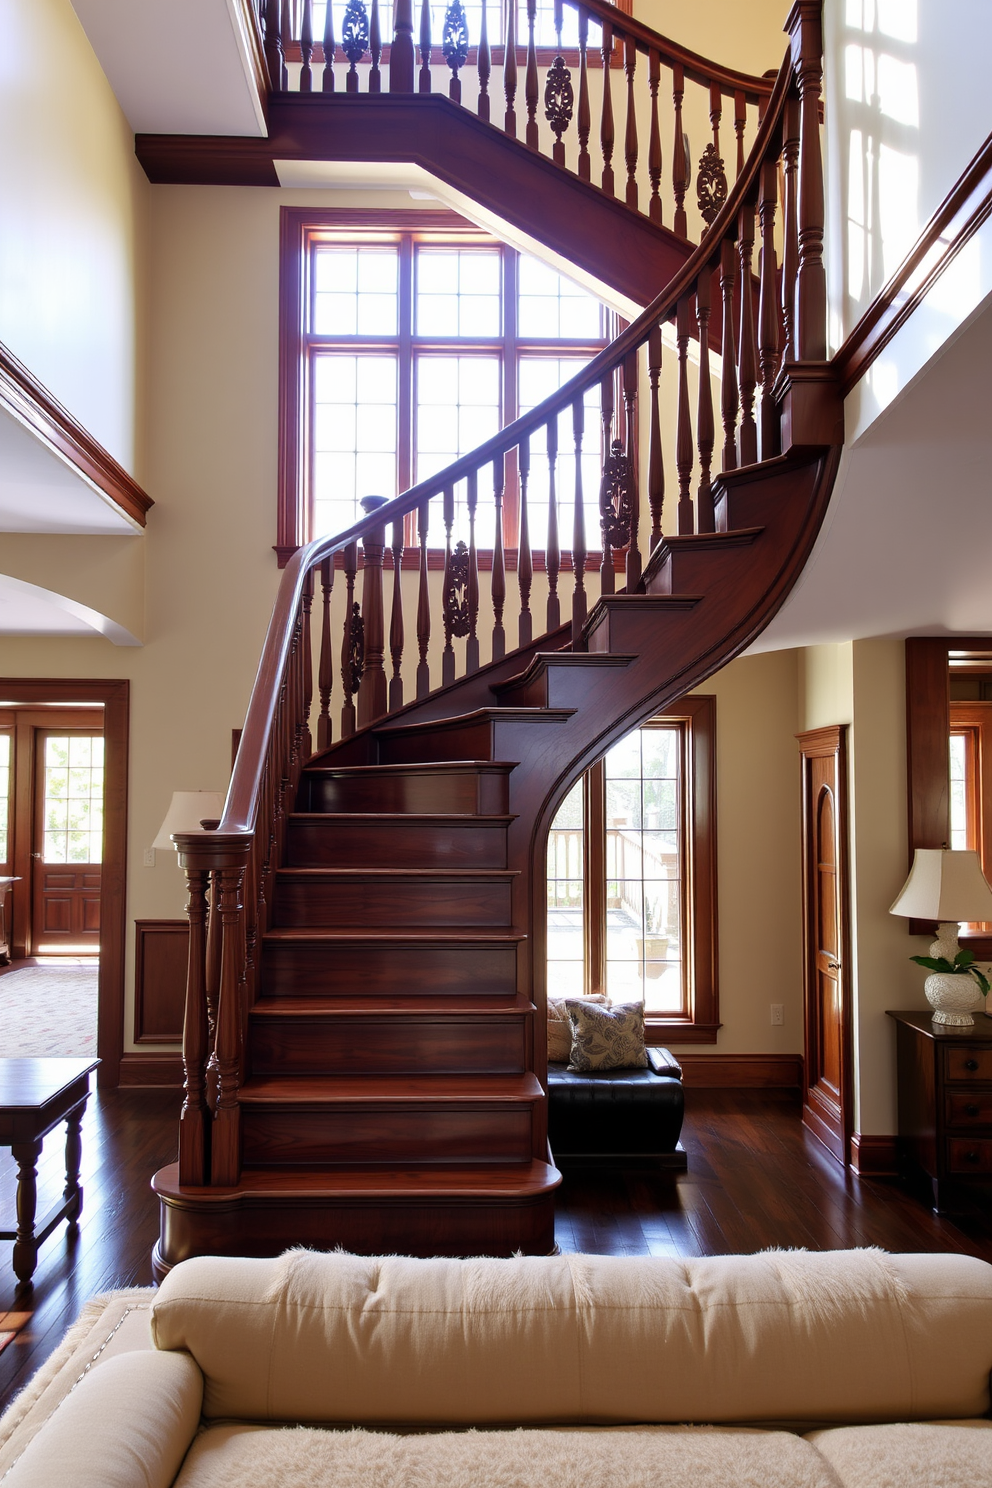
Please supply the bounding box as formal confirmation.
[251,0,775,241]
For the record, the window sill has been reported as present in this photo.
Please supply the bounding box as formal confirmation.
[646,1020,721,1046]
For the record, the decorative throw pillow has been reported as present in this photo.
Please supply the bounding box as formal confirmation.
[547,993,608,1063]
[565,999,648,1072]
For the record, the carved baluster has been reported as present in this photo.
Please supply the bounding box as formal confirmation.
[388,516,405,711]
[648,49,662,224]
[342,0,369,91]
[571,394,587,645]
[322,0,336,89]
[734,90,747,177]
[780,94,800,361]
[264,0,284,92]
[340,541,362,736]
[545,0,573,168]
[416,500,431,698]
[622,353,640,589]
[697,83,727,230]
[600,21,615,196]
[301,572,314,757]
[737,200,758,466]
[518,434,533,648]
[369,0,382,90]
[676,293,695,534]
[466,470,480,672]
[280,0,292,87]
[789,1,826,360]
[695,270,715,533]
[758,158,781,460]
[719,238,739,472]
[492,455,506,661]
[300,0,314,89]
[709,83,722,156]
[211,854,248,1187]
[547,416,561,630]
[623,37,638,209]
[672,63,687,237]
[577,11,591,182]
[358,495,388,726]
[525,0,539,147]
[477,0,490,120]
[179,860,209,1185]
[418,0,432,90]
[390,0,415,90]
[503,0,517,137]
[647,324,664,547]
[317,557,334,750]
[441,486,457,686]
[599,372,615,595]
[443,0,468,104]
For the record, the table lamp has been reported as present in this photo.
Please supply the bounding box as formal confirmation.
[889,848,992,1026]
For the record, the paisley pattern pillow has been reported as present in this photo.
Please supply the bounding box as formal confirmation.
[565,999,648,1071]
[547,993,608,1063]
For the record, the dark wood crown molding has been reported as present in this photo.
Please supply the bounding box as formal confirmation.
[0,340,153,529]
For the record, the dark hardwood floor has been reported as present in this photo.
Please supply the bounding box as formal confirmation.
[3,1085,992,1413]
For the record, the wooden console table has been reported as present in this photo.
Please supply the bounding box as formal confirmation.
[0,1059,99,1287]
[888,1010,992,1213]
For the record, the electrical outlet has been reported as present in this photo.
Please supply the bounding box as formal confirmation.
[143,848,156,867]
[770,1003,784,1026]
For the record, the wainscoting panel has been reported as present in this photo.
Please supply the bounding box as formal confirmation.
[676,1054,803,1088]
[134,919,188,1043]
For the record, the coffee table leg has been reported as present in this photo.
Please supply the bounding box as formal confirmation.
[64,1100,86,1224]
[12,1138,42,1287]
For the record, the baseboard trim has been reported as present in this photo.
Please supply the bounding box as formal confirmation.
[676,1054,803,1088]
[849,1133,899,1177]
[118,1052,183,1087]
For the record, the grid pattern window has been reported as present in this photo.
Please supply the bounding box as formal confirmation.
[547,779,585,998]
[0,732,9,866]
[949,730,974,851]
[42,735,104,865]
[307,2,603,55]
[303,225,609,546]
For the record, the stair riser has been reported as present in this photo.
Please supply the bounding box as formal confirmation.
[645,547,756,596]
[585,605,699,655]
[242,1106,536,1165]
[287,819,509,869]
[250,1017,528,1075]
[303,770,509,814]
[260,941,520,998]
[272,877,513,928]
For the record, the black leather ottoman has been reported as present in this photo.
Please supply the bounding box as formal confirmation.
[547,1047,687,1168]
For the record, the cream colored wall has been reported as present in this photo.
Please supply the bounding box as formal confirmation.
[633,0,791,80]
[0,0,147,472]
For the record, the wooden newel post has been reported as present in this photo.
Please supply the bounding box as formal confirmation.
[358,495,389,728]
[787,0,826,362]
[178,858,210,1185]
[390,0,415,91]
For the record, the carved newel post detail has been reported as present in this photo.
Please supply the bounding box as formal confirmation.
[787,0,826,362]
[358,495,389,727]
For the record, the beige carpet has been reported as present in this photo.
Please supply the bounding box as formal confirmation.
[0,963,98,1057]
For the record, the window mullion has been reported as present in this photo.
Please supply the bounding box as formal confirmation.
[502,247,520,548]
[585,760,606,995]
[398,234,414,499]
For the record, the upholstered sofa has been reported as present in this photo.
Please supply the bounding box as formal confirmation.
[2,1248,992,1487]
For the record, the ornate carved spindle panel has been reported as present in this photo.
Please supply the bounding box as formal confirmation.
[503,0,517,137]
[672,63,688,237]
[369,0,382,91]
[599,372,616,596]
[264,0,284,92]
[477,0,491,120]
[675,292,695,535]
[576,12,591,183]
[648,49,663,224]
[390,0,415,91]
[758,157,781,461]
[443,0,468,104]
[492,455,507,662]
[781,94,801,361]
[790,0,827,360]
[317,558,334,750]
[179,863,209,1185]
[280,0,292,87]
[418,0,432,91]
[623,36,639,209]
[571,394,587,645]
[525,0,539,148]
[545,0,573,168]
[358,494,388,727]
[205,867,222,1071]
[416,500,431,698]
[697,82,727,230]
[301,576,314,758]
[737,199,758,466]
[466,470,480,673]
[647,323,664,548]
[517,433,533,649]
[300,0,314,90]
[322,0,336,90]
[546,416,561,631]
[695,269,715,533]
[441,485,457,686]
[734,89,747,177]
[388,517,405,712]
[211,858,248,1187]
[600,21,615,196]
[342,0,369,92]
[340,541,362,736]
[600,436,632,573]
[719,237,739,471]
[622,351,640,590]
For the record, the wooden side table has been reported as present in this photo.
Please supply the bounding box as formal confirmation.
[0,1059,99,1287]
[888,1010,992,1213]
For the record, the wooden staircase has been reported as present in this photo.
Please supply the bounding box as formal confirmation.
[152,6,843,1270]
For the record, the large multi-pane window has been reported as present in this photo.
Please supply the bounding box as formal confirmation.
[41,735,104,864]
[280,210,610,556]
[0,732,10,867]
[304,1,610,54]
[546,698,719,1042]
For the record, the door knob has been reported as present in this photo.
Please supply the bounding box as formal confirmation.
[31,852,42,860]
[827,960,840,970]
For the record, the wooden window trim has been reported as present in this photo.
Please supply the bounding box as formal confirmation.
[950,703,992,932]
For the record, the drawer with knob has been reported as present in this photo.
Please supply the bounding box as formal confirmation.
[948,1139,992,1174]
[943,1048,992,1082]
[945,1092,992,1127]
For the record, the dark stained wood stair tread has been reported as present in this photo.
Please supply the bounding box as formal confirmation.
[289,812,517,824]
[373,707,576,738]
[250,995,534,1017]
[275,866,518,879]
[262,925,528,942]
[154,1160,561,1201]
[304,760,519,776]
[239,1073,544,1103]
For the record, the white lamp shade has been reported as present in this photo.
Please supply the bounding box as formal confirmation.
[889,848,992,922]
[153,791,226,850]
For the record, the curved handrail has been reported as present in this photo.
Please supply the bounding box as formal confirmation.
[220,43,793,839]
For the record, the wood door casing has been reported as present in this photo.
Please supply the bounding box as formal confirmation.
[798,725,853,1165]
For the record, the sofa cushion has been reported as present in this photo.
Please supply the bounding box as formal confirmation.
[805,1421,992,1487]
[547,993,607,1062]
[565,999,648,1070]
[150,1248,992,1429]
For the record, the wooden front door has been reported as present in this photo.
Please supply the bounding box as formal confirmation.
[798,726,852,1164]
[31,731,103,953]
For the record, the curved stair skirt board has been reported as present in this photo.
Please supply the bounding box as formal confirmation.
[153,441,841,1268]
